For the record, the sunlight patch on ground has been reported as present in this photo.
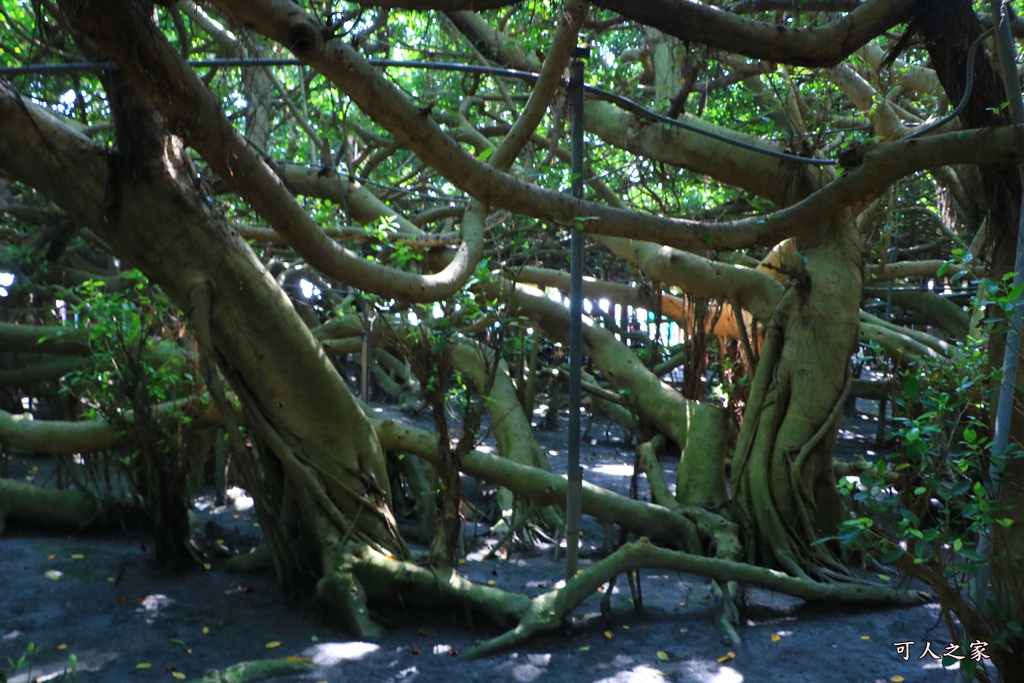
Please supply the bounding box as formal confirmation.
[430,643,457,655]
[9,649,118,683]
[589,463,637,477]
[706,667,744,682]
[225,486,254,511]
[136,594,174,624]
[305,641,379,665]
[594,663,739,683]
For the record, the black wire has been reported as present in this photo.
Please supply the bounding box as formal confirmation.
[903,27,996,141]
[0,57,834,165]
[0,30,995,166]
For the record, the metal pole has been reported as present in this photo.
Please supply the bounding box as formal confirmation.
[566,46,588,580]
[361,299,372,403]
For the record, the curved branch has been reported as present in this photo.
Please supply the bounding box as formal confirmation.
[590,0,918,68]
[0,398,217,455]
[515,266,648,308]
[0,321,90,355]
[488,1,586,171]
[865,259,988,283]
[369,415,700,548]
[583,101,808,206]
[444,10,539,73]
[0,82,107,226]
[206,1,1024,254]
[351,0,518,9]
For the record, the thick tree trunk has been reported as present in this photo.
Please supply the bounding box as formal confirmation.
[0,71,404,629]
[732,212,862,577]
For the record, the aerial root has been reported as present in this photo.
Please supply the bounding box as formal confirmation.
[712,579,741,647]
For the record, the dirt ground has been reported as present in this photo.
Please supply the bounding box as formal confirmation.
[0,404,981,683]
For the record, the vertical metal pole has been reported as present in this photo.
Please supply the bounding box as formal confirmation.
[878,229,895,444]
[566,46,588,580]
[361,299,372,403]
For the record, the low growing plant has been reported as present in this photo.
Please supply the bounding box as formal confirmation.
[832,280,1023,682]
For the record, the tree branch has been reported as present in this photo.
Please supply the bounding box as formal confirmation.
[57,0,482,304]
[590,0,918,68]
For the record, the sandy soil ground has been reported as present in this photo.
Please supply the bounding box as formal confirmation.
[0,406,977,683]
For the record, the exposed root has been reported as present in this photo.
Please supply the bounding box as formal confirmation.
[195,657,315,683]
[0,478,100,535]
[465,537,929,658]
[350,545,531,629]
[712,579,741,647]
[315,569,384,640]
[224,544,271,573]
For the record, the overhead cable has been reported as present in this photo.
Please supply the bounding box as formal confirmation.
[0,57,834,165]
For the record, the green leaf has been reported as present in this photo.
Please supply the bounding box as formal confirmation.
[904,374,920,400]
[478,147,496,161]
[879,548,903,563]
